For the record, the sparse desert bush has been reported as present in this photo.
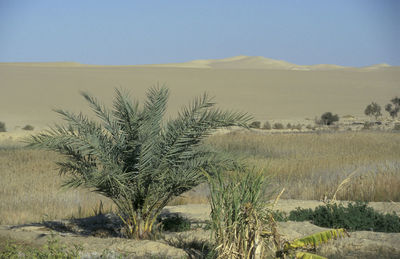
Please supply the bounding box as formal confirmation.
[0,121,6,132]
[293,124,302,131]
[363,121,374,130]
[286,123,292,129]
[249,121,261,129]
[22,124,34,131]
[288,202,400,233]
[262,121,272,130]
[306,124,314,130]
[273,122,284,129]
[317,112,339,126]
[385,96,400,119]
[394,123,400,131]
[364,102,382,120]
[27,86,249,239]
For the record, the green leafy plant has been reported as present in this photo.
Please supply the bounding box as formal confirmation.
[288,202,400,233]
[26,86,250,239]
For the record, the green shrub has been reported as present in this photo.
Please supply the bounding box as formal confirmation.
[161,215,191,232]
[286,123,292,129]
[22,124,34,131]
[288,207,314,222]
[0,122,6,132]
[249,121,261,129]
[394,123,400,131]
[273,123,284,129]
[288,202,400,233]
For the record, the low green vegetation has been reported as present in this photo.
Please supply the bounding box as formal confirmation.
[0,235,82,259]
[286,202,400,233]
[160,215,191,232]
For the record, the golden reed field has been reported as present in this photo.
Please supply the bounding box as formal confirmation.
[1,131,399,225]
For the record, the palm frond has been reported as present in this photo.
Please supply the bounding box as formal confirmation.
[138,86,169,174]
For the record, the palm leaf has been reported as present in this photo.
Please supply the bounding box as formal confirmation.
[284,228,349,252]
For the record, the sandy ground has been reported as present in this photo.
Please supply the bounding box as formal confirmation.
[1,57,399,131]
[1,200,400,258]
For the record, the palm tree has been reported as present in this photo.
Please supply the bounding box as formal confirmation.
[27,86,251,239]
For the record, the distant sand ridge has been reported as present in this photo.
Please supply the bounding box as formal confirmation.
[0,56,399,131]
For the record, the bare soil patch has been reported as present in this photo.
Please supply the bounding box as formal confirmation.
[1,200,400,258]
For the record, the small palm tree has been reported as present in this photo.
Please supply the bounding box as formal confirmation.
[27,86,250,239]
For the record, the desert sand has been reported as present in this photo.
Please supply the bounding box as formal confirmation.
[1,56,399,131]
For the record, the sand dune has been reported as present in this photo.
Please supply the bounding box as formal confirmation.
[146,55,396,71]
[0,56,399,131]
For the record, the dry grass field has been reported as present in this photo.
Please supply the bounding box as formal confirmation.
[0,147,114,225]
[207,131,400,202]
[1,131,399,226]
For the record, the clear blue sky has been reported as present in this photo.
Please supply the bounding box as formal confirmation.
[0,0,399,66]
